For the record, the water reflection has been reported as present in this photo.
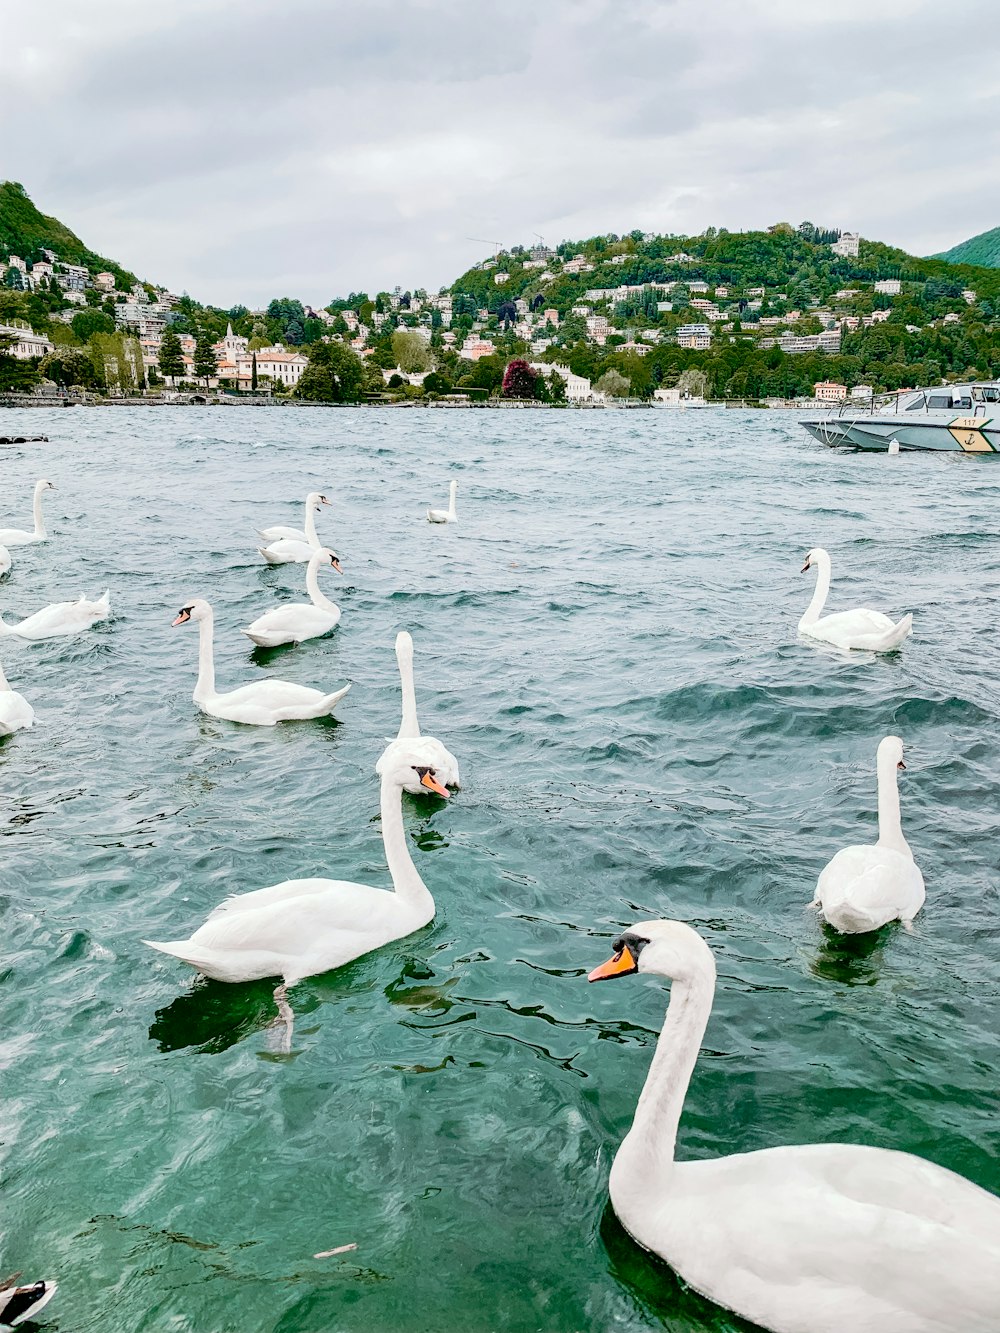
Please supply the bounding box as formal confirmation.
[809,923,892,985]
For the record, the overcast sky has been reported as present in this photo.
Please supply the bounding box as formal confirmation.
[2,0,998,308]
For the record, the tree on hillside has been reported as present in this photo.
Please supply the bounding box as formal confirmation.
[71,308,115,341]
[158,328,184,383]
[677,368,708,399]
[392,328,434,373]
[502,358,539,399]
[194,330,217,385]
[595,368,630,398]
[295,340,364,402]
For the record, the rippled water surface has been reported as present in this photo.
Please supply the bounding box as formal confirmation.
[1,405,999,1332]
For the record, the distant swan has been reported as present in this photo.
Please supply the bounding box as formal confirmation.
[242,547,343,647]
[173,598,350,724]
[812,735,924,933]
[0,656,34,735]
[589,918,1000,1333]
[0,479,55,546]
[144,752,450,1049]
[375,631,460,792]
[799,547,912,651]
[0,590,110,641]
[258,491,330,563]
[427,479,457,524]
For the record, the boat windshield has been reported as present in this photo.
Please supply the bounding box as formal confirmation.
[972,385,1000,403]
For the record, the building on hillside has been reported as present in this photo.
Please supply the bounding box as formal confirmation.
[215,323,248,362]
[493,272,510,285]
[814,381,847,401]
[618,341,650,356]
[850,384,874,398]
[459,337,497,361]
[831,232,860,258]
[674,323,712,349]
[0,322,54,359]
[542,308,559,327]
[94,272,116,291]
[586,314,610,342]
[873,279,901,295]
[529,362,594,401]
[962,289,977,304]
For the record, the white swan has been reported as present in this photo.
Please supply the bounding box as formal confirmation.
[375,631,459,792]
[173,598,350,725]
[0,479,55,546]
[258,491,330,563]
[812,735,924,933]
[144,752,450,1048]
[258,490,331,544]
[0,545,10,578]
[427,479,457,524]
[0,657,34,735]
[799,547,912,651]
[589,918,1000,1333]
[0,591,110,641]
[242,547,343,647]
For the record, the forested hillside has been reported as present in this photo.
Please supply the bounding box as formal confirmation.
[935,225,1000,269]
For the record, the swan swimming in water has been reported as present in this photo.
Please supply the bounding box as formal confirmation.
[0,1277,57,1327]
[144,752,450,1049]
[589,918,1000,1333]
[427,479,457,524]
[258,492,331,563]
[799,547,912,651]
[0,479,55,546]
[173,598,350,724]
[375,631,459,792]
[0,657,33,735]
[812,735,924,933]
[0,545,10,578]
[258,490,331,544]
[242,547,343,647]
[0,590,110,641]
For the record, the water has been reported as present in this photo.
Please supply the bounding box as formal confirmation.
[1,405,998,1332]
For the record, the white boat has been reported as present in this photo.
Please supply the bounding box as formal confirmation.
[801,382,1000,453]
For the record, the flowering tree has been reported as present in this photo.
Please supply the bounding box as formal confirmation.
[502,358,539,399]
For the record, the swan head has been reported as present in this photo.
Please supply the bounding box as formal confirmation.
[877,734,906,771]
[589,919,714,985]
[37,479,55,493]
[312,547,343,574]
[306,491,332,510]
[172,598,212,626]
[801,546,824,573]
[379,752,449,797]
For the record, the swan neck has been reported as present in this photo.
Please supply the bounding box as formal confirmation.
[304,501,320,547]
[32,485,47,539]
[305,556,337,612]
[194,612,216,701]
[876,753,910,856]
[380,775,432,912]
[0,659,8,690]
[396,640,420,739]
[447,482,457,519]
[800,551,830,627]
[618,962,715,1181]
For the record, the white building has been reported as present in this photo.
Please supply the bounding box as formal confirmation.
[0,322,54,359]
[873,279,901,295]
[529,362,594,401]
[831,232,861,258]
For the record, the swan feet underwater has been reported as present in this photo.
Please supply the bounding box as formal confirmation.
[799,547,912,652]
[589,919,1000,1333]
[144,756,451,1052]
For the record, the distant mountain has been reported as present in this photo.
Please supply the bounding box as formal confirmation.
[935,225,1000,269]
[0,180,138,286]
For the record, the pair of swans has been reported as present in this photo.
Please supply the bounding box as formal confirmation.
[145,751,450,1049]
[0,658,33,735]
[173,599,350,724]
[0,591,110,641]
[590,919,1000,1332]
[258,491,331,563]
[800,548,912,651]
[0,479,55,546]
[427,479,457,524]
[242,547,343,647]
[813,735,925,933]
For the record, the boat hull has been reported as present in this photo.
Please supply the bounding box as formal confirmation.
[801,415,1000,453]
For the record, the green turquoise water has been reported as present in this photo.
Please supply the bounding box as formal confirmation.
[1,406,998,1332]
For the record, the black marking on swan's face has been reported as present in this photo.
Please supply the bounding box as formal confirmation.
[613,931,651,959]
[173,605,194,625]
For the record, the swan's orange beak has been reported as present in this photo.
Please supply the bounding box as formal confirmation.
[800,558,811,573]
[331,557,343,574]
[420,771,450,797]
[172,610,191,626]
[588,944,638,982]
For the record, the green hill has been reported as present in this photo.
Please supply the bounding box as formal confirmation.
[0,180,138,287]
[935,225,1000,268]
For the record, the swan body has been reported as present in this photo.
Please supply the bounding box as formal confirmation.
[144,756,450,1047]
[0,545,10,578]
[0,590,110,641]
[427,479,457,524]
[589,919,1000,1333]
[258,491,330,563]
[242,547,343,647]
[174,598,350,724]
[799,548,912,651]
[0,479,55,546]
[0,1278,57,1327]
[376,631,459,792]
[813,735,925,933]
[0,658,34,735]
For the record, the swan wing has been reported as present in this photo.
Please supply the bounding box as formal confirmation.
[805,608,912,651]
[644,1146,1000,1333]
[242,605,339,640]
[0,529,34,546]
[257,525,308,543]
[258,539,316,563]
[816,845,924,929]
[206,680,350,723]
[0,690,34,734]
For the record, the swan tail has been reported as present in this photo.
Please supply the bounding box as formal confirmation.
[258,547,281,565]
[97,589,111,609]
[878,614,912,650]
[144,937,220,970]
[318,683,351,712]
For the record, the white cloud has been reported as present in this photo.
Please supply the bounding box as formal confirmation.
[2,0,997,305]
